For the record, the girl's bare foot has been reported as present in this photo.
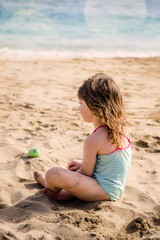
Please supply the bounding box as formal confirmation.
[56,190,74,201]
[34,171,74,201]
[43,189,74,201]
[34,171,46,187]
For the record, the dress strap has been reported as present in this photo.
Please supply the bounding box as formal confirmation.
[92,125,106,134]
[118,136,131,150]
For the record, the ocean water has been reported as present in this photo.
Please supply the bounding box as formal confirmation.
[0,0,160,58]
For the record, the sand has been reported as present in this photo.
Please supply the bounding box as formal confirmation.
[0,57,160,240]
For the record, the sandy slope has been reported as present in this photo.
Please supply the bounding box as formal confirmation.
[0,57,160,240]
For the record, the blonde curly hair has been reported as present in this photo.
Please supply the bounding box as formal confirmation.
[78,73,126,147]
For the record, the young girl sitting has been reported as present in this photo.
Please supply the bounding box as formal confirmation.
[34,73,131,202]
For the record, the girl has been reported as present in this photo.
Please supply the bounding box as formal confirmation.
[34,73,131,202]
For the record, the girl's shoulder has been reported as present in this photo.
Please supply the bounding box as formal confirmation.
[85,131,99,147]
[87,127,115,155]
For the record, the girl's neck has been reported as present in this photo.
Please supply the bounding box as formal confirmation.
[92,124,106,134]
[93,120,104,129]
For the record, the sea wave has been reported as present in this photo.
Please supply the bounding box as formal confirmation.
[0,48,160,59]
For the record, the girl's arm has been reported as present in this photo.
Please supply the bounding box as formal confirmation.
[78,135,98,176]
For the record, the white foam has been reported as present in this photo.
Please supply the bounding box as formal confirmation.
[0,47,160,59]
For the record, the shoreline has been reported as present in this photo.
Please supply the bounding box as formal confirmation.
[0,47,160,59]
[0,56,160,64]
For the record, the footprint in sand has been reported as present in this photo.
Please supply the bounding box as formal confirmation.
[125,217,151,234]
[135,140,149,148]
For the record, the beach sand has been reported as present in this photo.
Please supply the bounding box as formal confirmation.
[0,57,160,239]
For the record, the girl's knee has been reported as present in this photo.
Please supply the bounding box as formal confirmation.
[45,167,62,183]
[45,167,81,191]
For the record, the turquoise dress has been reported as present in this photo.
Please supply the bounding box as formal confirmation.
[92,137,131,201]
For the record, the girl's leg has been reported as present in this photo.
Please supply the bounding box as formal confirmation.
[34,171,73,200]
[34,167,110,202]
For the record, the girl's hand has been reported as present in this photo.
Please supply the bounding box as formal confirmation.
[68,159,82,171]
